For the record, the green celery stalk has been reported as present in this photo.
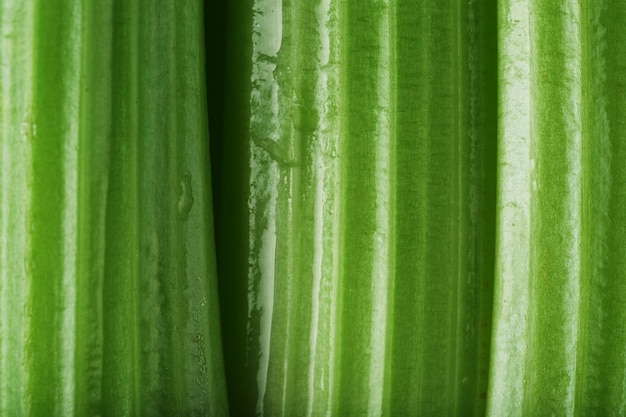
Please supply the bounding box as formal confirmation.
[0,1,227,415]
[489,0,626,415]
[215,0,497,415]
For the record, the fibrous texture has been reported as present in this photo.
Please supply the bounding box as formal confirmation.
[0,1,227,415]
[216,0,496,415]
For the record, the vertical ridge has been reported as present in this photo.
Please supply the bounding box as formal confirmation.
[382,0,398,414]
[490,0,602,415]
[523,1,583,414]
[574,0,595,414]
[304,0,343,415]
[487,0,532,414]
[577,1,626,415]
[26,0,84,413]
[389,0,430,412]
[102,0,141,414]
[336,1,394,414]
[0,1,34,414]
[366,0,393,414]
[332,0,349,413]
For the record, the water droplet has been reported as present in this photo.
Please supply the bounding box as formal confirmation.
[178,173,194,220]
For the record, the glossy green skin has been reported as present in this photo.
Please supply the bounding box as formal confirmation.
[489,0,626,416]
[0,1,227,415]
[216,0,496,415]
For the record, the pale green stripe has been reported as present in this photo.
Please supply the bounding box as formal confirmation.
[487,0,532,414]
[0,1,34,414]
[305,0,343,415]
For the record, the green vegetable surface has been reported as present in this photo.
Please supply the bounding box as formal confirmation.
[215,0,496,415]
[0,0,227,415]
[2,0,626,415]
[489,0,626,415]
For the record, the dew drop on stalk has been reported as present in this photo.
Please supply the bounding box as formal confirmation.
[178,173,194,220]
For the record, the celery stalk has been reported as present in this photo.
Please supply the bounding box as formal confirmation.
[0,1,227,415]
[489,1,626,415]
[216,0,497,415]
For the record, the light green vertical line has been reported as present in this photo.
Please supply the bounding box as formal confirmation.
[302,0,343,415]
[382,0,398,414]
[574,0,594,414]
[366,0,393,415]
[487,0,532,415]
[490,0,604,415]
[0,1,33,414]
[269,0,300,413]
[244,0,287,413]
[283,0,317,413]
